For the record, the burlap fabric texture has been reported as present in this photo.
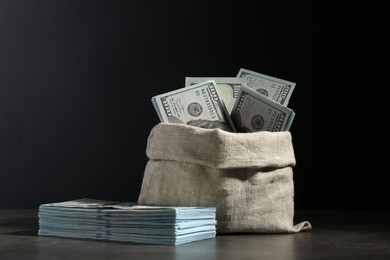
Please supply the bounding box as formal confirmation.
[138,123,311,233]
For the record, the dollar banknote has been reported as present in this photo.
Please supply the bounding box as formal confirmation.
[38,198,217,245]
[152,80,237,132]
[184,77,246,113]
[231,85,295,132]
[237,68,296,106]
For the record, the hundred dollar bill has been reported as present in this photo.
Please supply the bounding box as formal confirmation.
[184,77,246,113]
[231,85,295,132]
[152,80,236,132]
[237,68,296,106]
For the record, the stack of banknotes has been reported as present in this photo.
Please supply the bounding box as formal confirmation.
[38,198,217,245]
[152,68,296,132]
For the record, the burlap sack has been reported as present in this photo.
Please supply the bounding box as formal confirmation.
[138,123,311,233]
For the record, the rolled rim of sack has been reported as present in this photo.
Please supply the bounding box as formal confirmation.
[146,123,296,169]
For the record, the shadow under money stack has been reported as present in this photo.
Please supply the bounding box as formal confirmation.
[38,198,217,245]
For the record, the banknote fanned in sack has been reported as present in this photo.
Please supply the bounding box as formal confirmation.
[152,68,296,133]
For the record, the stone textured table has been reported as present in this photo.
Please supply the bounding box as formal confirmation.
[1,209,390,259]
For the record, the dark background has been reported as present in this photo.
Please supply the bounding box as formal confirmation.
[0,0,387,209]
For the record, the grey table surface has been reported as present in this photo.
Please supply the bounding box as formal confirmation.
[1,209,390,260]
